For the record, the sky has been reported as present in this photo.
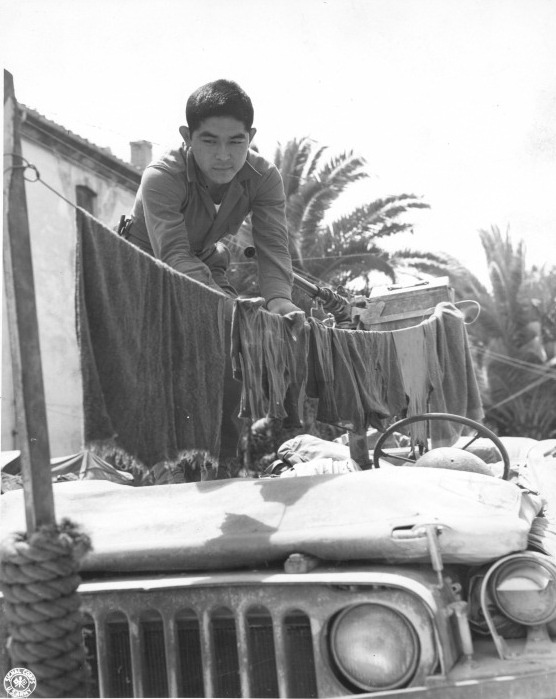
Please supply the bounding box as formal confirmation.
[2,0,556,284]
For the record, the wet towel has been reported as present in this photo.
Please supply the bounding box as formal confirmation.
[76,212,226,471]
[231,298,308,427]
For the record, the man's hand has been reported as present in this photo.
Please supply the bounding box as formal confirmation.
[266,297,303,316]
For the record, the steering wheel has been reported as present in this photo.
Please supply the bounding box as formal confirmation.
[372,412,511,481]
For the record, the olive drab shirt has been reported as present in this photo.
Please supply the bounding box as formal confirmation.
[129,146,294,303]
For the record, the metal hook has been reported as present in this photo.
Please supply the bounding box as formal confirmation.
[3,153,41,182]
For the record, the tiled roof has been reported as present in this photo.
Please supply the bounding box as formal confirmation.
[19,105,143,186]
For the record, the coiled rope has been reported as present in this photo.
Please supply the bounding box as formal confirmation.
[0,519,92,698]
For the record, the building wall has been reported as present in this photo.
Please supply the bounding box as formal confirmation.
[2,132,138,456]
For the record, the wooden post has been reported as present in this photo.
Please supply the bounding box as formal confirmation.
[3,69,55,532]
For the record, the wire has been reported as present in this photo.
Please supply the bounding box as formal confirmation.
[487,373,554,411]
[5,153,90,214]
[481,348,556,380]
[229,251,393,266]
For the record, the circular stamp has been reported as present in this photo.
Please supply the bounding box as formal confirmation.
[3,668,37,698]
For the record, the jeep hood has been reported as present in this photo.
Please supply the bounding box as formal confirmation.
[0,468,542,573]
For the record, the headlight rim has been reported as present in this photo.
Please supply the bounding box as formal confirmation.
[328,602,421,692]
[490,553,556,626]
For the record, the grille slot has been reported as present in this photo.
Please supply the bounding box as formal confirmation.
[140,612,168,697]
[211,608,241,698]
[176,610,204,697]
[106,613,133,697]
[82,614,99,699]
[247,607,279,698]
[284,612,318,698]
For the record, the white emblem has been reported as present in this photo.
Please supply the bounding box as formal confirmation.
[3,668,37,698]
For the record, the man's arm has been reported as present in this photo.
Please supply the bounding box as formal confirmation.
[140,167,220,288]
[267,298,303,315]
[250,167,302,314]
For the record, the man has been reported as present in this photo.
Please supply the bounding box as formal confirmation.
[127,78,300,316]
[126,79,301,467]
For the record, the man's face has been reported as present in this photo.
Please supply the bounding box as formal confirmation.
[182,116,256,187]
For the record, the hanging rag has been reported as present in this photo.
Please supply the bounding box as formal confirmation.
[76,212,226,473]
[391,302,484,444]
[306,304,482,445]
[231,298,309,427]
[429,302,484,439]
[307,319,408,432]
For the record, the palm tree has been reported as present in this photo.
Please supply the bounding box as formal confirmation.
[433,226,556,439]
[227,137,430,298]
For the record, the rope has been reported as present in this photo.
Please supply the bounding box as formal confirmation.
[0,519,92,698]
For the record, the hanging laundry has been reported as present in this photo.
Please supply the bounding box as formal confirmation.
[76,212,226,473]
[307,318,408,433]
[345,329,405,430]
[231,298,309,427]
[306,317,340,425]
[391,303,484,444]
[306,304,482,445]
[428,302,484,443]
[367,330,408,421]
[391,321,434,444]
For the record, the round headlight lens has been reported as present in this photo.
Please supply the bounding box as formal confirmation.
[491,555,556,626]
[330,604,419,691]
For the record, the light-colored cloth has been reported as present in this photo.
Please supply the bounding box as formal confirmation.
[76,212,226,472]
[392,303,484,443]
[129,146,294,303]
[278,433,359,467]
[280,459,360,477]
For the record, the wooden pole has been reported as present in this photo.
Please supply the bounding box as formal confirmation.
[3,69,55,532]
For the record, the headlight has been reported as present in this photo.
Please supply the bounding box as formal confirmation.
[330,604,419,691]
[490,553,556,626]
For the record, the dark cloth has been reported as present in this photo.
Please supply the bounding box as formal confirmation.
[307,319,407,432]
[346,330,395,430]
[306,317,337,421]
[428,303,484,441]
[129,146,293,303]
[369,331,408,420]
[76,212,226,470]
[329,329,366,432]
[219,318,244,460]
[231,298,308,427]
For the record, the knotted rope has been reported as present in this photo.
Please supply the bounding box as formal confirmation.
[0,519,92,698]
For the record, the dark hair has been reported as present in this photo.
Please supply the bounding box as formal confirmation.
[186,79,254,134]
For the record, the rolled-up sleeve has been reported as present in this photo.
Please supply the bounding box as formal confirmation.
[250,167,294,303]
[141,167,213,284]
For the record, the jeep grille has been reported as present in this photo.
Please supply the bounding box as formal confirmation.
[1,572,442,698]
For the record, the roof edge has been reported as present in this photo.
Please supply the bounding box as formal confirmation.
[19,105,142,189]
